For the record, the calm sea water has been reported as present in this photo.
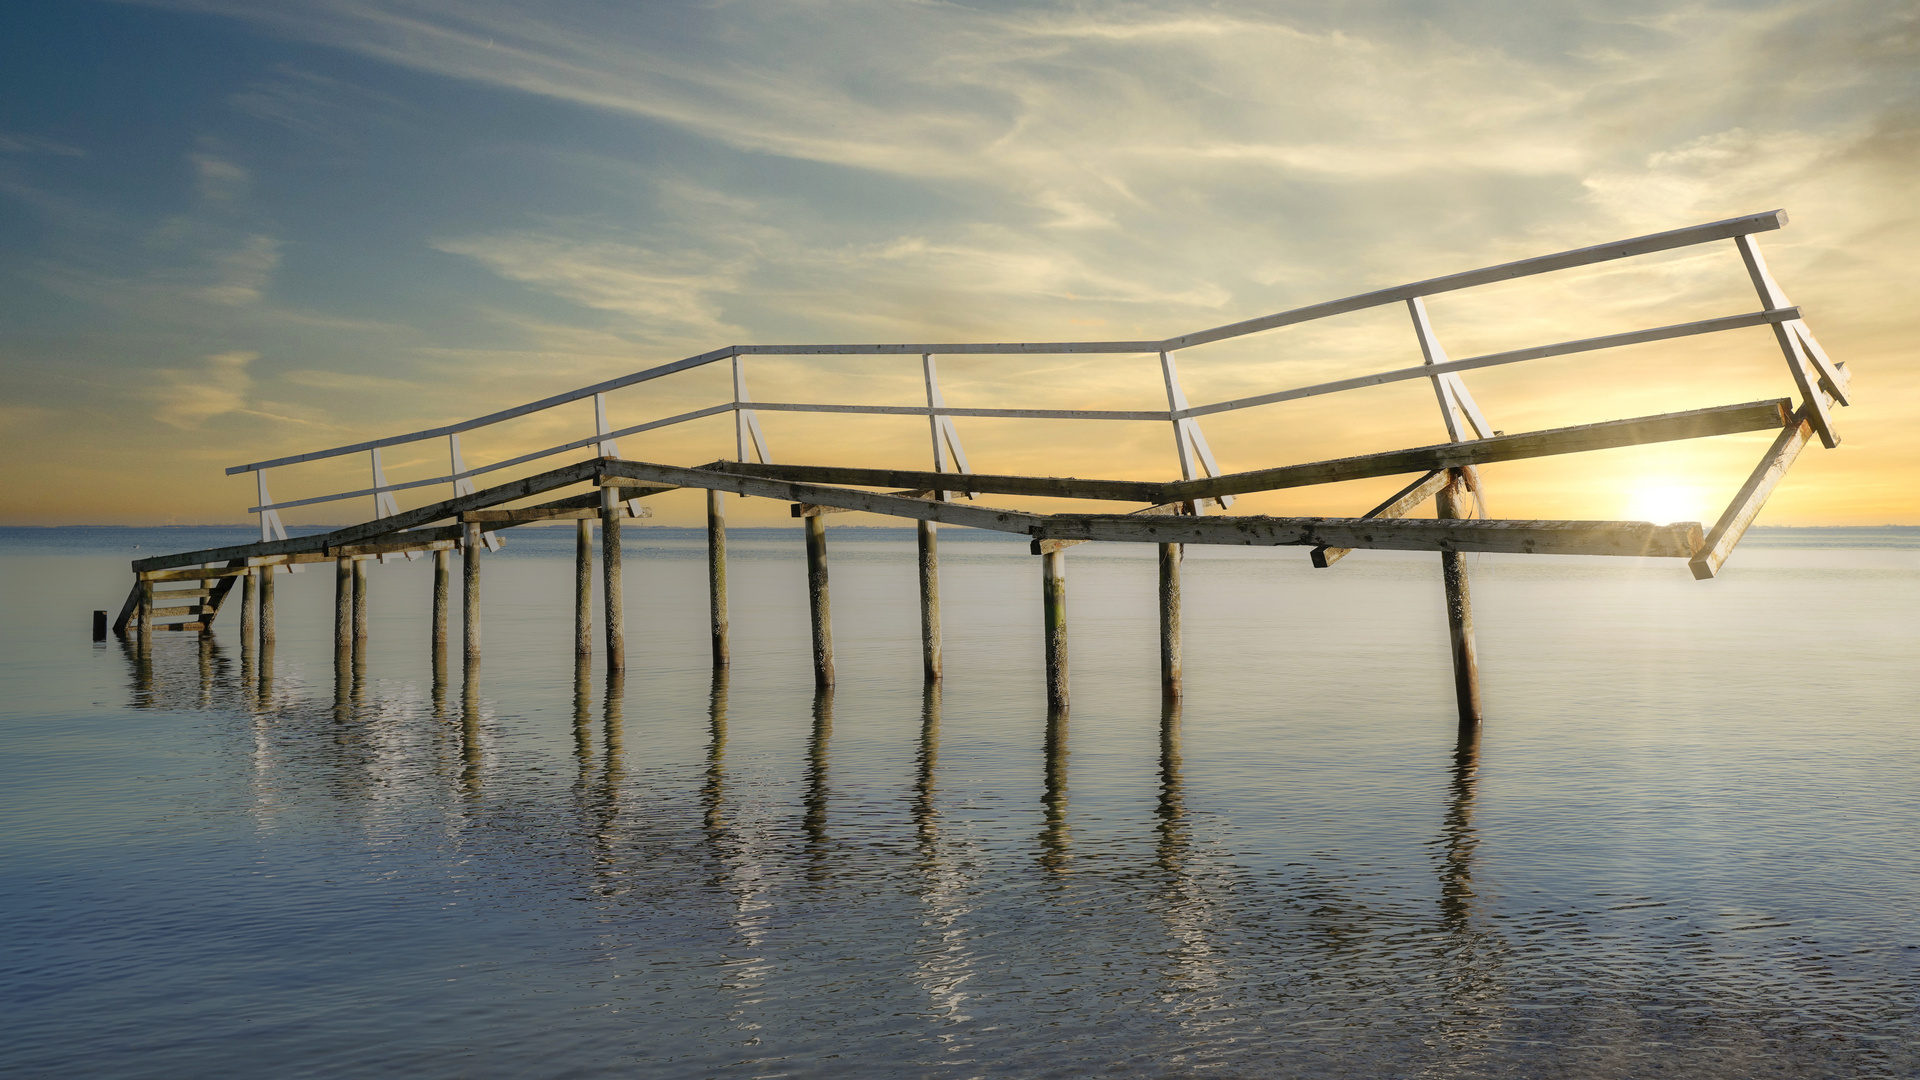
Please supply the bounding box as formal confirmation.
[3,525,1917,1078]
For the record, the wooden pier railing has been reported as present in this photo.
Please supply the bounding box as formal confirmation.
[108,209,1850,724]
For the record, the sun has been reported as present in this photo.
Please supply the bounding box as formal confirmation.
[1622,484,1711,526]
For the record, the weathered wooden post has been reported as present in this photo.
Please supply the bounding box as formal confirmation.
[574,517,593,657]
[334,556,352,653]
[1158,542,1182,695]
[804,514,834,687]
[351,557,369,644]
[707,489,729,666]
[136,576,154,652]
[462,521,482,662]
[240,566,257,658]
[258,565,276,646]
[918,520,942,680]
[431,549,449,651]
[1042,547,1068,709]
[1438,470,1483,726]
[600,485,625,672]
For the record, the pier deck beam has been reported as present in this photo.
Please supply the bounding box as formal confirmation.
[1158,542,1182,695]
[334,557,352,654]
[462,522,482,661]
[575,518,593,657]
[918,520,942,681]
[1438,470,1483,726]
[1042,548,1068,710]
[708,489,729,667]
[601,485,625,672]
[804,514,834,686]
[431,549,449,650]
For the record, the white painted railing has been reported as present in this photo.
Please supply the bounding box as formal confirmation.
[231,210,1834,533]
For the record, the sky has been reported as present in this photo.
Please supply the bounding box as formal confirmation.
[1,0,1914,529]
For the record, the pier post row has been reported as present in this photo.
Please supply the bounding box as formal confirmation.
[110,211,1849,728]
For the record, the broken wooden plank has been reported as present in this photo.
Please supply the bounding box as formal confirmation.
[1032,515,1704,558]
[1689,364,1849,579]
[792,490,933,517]
[1312,470,1451,567]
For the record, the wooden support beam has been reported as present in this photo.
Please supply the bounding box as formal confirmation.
[600,486,624,672]
[1029,501,1193,554]
[331,537,459,557]
[431,548,449,650]
[461,504,654,523]
[1312,470,1451,567]
[352,558,369,642]
[1438,472,1483,725]
[1042,548,1068,710]
[714,460,1162,505]
[917,519,941,681]
[601,460,1046,535]
[1035,514,1704,557]
[148,622,207,632]
[259,565,275,645]
[152,587,213,599]
[149,605,211,618]
[804,514,834,687]
[1159,541,1181,695]
[462,521,482,662]
[574,517,593,656]
[707,489,729,667]
[1164,400,1793,503]
[334,557,352,653]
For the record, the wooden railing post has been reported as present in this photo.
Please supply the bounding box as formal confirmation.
[804,514,834,687]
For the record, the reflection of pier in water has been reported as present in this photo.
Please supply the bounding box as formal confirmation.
[123,634,1510,1036]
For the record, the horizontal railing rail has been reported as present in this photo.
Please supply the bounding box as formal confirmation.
[226,210,1801,524]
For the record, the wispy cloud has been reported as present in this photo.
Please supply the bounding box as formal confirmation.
[150,350,257,428]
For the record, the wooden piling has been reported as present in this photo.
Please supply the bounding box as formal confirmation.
[334,557,352,653]
[1438,471,1483,725]
[351,557,368,643]
[575,517,593,657]
[462,522,482,662]
[1042,548,1068,709]
[600,486,625,672]
[707,489,729,666]
[431,549,449,649]
[240,567,256,656]
[1158,542,1182,695]
[92,610,108,642]
[136,577,153,650]
[917,520,942,680]
[259,565,275,645]
[804,514,834,687]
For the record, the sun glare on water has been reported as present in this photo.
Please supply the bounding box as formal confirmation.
[1623,484,1711,526]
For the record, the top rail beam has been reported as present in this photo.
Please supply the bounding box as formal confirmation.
[225,211,1788,477]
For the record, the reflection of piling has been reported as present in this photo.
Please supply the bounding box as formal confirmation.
[917,520,942,681]
[460,657,482,792]
[1156,693,1185,871]
[707,490,730,667]
[1039,705,1070,872]
[805,687,833,856]
[573,654,593,768]
[703,667,729,832]
[1158,543,1182,695]
[1438,472,1483,726]
[804,515,834,687]
[602,669,625,789]
[915,682,942,851]
[256,636,274,710]
[1440,721,1482,930]
[1041,549,1068,709]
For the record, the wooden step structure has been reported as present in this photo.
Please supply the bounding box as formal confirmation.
[112,210,1849,725]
